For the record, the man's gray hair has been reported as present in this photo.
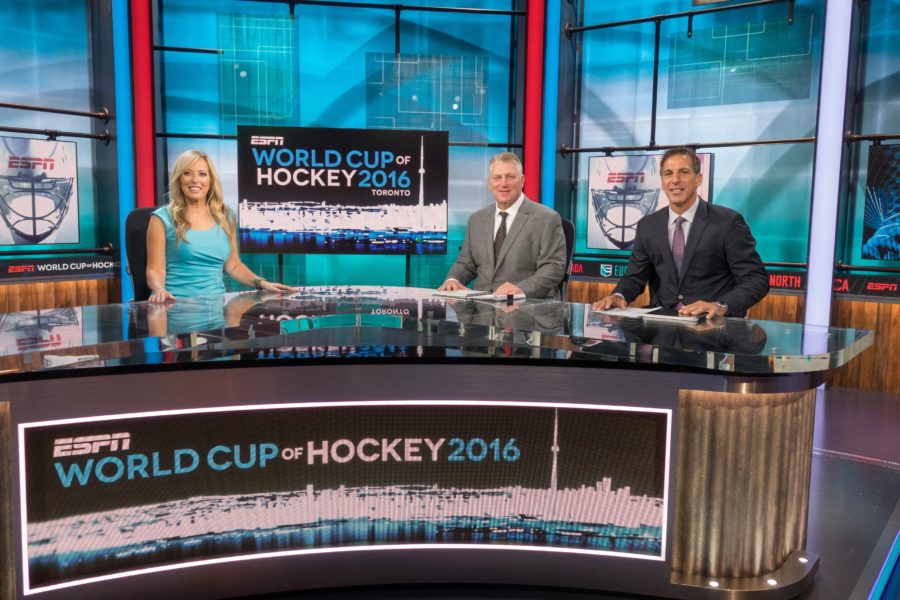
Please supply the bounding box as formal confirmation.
[489,152,524,176]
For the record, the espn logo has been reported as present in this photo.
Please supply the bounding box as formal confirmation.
[607,172,645,183]
[7,265,35,273]
[250,136,284,146]
[9,156,54,170]
[53,433,131,457]
[867,282,898,292]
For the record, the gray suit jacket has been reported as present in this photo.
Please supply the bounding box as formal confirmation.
[446,198,566,299]
[612,201,769,317]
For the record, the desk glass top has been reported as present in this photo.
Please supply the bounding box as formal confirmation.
[0,286,873,377]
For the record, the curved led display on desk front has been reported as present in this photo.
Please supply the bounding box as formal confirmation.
[22,401,669,594]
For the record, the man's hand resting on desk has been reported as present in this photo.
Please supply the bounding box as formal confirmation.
[438,278,467,291]
[592,294,627,311]
[678,300,727,318]
[493,282,523,296]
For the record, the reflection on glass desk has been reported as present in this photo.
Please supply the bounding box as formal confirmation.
[0,286,873,377]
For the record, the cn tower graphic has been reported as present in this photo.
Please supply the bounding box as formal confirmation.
[418,135,426,229]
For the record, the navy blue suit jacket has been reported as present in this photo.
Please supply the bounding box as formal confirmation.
[612,201,769,317]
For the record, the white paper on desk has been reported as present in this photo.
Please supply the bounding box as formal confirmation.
[432,289,492,299]
[471,293,526,302]
[641,308,705,324]
[592,307,660,318]
[42,354,100,368]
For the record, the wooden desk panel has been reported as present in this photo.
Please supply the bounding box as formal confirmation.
[0,279,118,312]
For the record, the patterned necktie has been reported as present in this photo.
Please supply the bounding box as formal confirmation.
[494,211,508,260]
[672,216,686,274]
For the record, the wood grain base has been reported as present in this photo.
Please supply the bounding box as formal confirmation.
[0,278,119,312]
[832,298,900,394]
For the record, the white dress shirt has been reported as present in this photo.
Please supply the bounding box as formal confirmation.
[667,197,701,249]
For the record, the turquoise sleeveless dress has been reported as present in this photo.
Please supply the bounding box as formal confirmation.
[152,207,231,298]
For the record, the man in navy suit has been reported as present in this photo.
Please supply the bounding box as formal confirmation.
[592,147,768,318]
[438,152,566,299]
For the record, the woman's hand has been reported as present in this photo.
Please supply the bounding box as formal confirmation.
[259,280,299,294]
[149,289,176,303]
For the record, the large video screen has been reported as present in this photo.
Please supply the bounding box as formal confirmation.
[862,143,900,261]
[237,126,448,255]
[20,401,669,594]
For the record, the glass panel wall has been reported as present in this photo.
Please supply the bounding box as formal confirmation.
[571,0,825,267]
[156,0,521,288]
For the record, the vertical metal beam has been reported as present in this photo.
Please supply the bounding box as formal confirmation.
[553,0,580,220]
[649,18,661,148]
[394,7,401,57]
[804,0,854,329]
[540,0,562,211]
[113,0,136,302]
[523,0,546,201]
[131,0,157,208]
[510,1,528,159]
[90,0,123,301]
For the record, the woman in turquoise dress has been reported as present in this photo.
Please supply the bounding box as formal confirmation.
[146,150,295,303]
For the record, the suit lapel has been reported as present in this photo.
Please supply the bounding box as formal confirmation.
[495,198,532,270]
[480,208,498,270]
[647,209,677,280]
[678,200,707,285]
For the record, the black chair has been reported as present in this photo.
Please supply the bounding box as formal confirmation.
[559,217,575,300]
[124,207,157,301]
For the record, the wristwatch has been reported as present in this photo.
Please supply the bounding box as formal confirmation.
[715,300,729,315]
[251,277,266,290]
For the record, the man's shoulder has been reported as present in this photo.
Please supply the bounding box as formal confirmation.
[639,206,669,226]
[469,204,496,220]
[702,201,744,223]
[519,198,561,220]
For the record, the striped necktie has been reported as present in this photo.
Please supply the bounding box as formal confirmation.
[672,216,686,274]
[494,211,508,260]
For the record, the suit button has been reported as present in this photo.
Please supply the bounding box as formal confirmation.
[677,294,684,300]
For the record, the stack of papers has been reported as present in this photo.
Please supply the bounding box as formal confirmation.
[591,307,659,319]
[641,308,706,324]
[434,289,525,301]
[592,306,707,324]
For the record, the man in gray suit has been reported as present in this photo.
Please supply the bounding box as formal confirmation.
[592,147,768,318]
[438,152,566,299]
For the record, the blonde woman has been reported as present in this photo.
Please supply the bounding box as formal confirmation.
[147,150,295,302]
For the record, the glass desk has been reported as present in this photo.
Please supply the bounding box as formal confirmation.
[0,286,872,377]
[0,287,875,600]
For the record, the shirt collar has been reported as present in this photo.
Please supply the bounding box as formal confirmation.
[497,194,526,220]
[669,197,700,224]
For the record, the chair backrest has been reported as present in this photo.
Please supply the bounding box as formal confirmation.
[124,207,158,301]
[559,217,576,300]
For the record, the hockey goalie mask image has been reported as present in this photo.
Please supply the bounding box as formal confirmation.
[0,137,78,245]
[588,155,660,250]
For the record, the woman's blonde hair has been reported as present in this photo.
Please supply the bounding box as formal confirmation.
[166,150,234,244]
